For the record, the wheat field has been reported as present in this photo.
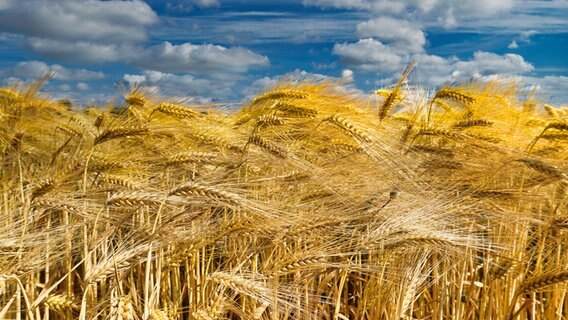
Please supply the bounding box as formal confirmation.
[0,75,567,319]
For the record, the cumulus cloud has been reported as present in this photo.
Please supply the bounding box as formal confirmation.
[333,38,403,72]
[412,51,534,85]
[166,0,220,12]
[302,0,405,13]
[304,0,520,34]
[123,70,238,98]
[25,39,270,73]
[341,69,354,81]
[520,30,537,42]
[303,0,515,18]
[0,0,158,43]
[508,40,519,49]
[356,17,425,53]
[195,0,220,7]
[0,0,269,76]
[131,42,269,74]
[26,38,127,63]
[242,76,280,98]
[453,51,534,77]
[57,84,71,92]
[77,82,90,91]
[4,60,104,81]
[335,37,534,86]
[123,74,147,85]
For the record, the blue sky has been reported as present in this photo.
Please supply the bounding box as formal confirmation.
[0,0,566,105]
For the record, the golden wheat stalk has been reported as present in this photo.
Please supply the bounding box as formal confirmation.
[0,87,20,101]
[255,114,285,127]
[545,121,568,131]
[165,151,218,166]
[433,87,476,105]
[154,102,199,119]
[415,128,464,140]
[169,182,242,206]
[44,294,78,313]
[540,133,568,141]
[407,145,454,157]
[379,60,415,120]
[96,173,138,190]
[251,89,309,105]
[56,124,82,137]
[519,271,568,294]
[543,104,559,118]
[125,95,146,108]
[452,119,493,129]
[247,134,288,158]
[209,272,269,302]
[269,257,327,277]
[109,295,136,320]
[30,178,56,199]
[323,115,372,142]
[193,288,228,320]
[94,127,149,145]
[273,101,318,118]
[516,158,566,179]
[106,191,165,207]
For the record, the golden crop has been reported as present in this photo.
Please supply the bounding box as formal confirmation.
[0,77,567,319]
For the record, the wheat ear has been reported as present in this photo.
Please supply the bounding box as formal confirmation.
[251,89,309,105]
[519,271,568,294]
[169,182,242,206]
[44,294,78,313]
[379,60,415,120]
[323,115,372,142]
[247,134,288,158]
[154,102,198,119]
[94,127,149,145]
[516,158,566,179]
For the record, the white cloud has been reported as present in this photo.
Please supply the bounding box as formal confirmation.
[302,0,405,13]
[440,7,457,28]
[410,51,534,85]
[520,30,538,41]
[333,38,403,72]
[0,0,158,43]
[243,76,280,98]
[504,30,537,50]
[122,70,238,98]
[342,69,354,81]
[166,0,220,12]
[131,41,269,74]
[57,84,71,92]
[77,82,90,91]
[123,74,147,85]
[46,90,116,106]
[454,51,534,77]
[6,60,104,81]
[303,0,515,19]
[26,38,127,63]
[196,0,220,7]
[356,17,425,53]
[25,39,270,74]
[0,0,268,76]
[155,12,359,45]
